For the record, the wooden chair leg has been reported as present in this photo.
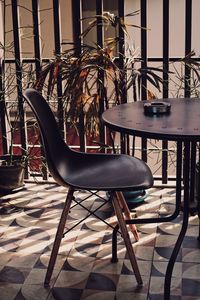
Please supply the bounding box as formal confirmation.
[44,187,74,286]
[112,192,142,285]
[116,191,139,241]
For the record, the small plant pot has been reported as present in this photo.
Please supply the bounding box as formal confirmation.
[0,164,25,191]
[123,190,147,209]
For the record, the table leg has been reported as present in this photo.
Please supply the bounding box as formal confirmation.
[111,142,183,267]
[164,141,194,299]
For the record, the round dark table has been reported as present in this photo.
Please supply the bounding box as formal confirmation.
[102,98,200,141]
[102,98,200,299]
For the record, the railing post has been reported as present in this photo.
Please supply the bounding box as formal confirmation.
[11,0,28,177]
[185,0,192,97]
[162,0,170,184]
[140,0,147,162]
[96,0,105,149]
[72,0,85,152]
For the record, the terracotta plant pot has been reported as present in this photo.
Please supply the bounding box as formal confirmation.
[0,164,24,191]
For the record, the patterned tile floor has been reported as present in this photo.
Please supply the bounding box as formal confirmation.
[0,183,200,300]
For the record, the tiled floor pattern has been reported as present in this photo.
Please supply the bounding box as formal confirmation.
[0,183,200,300]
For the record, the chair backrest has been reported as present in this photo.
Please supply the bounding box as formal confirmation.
[23,88,74,187]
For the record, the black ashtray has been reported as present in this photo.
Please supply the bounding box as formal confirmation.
[144,101,171,115]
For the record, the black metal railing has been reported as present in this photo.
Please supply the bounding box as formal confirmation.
[0,0,199,182]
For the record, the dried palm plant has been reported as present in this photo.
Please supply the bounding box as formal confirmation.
[34,12,165,137]
[169,51,200,98]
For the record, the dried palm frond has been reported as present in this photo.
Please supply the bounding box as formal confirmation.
[34,12,166,136]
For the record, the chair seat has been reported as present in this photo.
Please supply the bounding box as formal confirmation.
[61,152,153,191]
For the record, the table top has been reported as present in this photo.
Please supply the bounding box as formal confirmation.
[102,98,200,141]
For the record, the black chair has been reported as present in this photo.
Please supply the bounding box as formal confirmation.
[23,88,153,286]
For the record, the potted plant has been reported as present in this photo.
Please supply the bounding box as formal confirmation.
[34,12,164,145]
[0,5,38,191]
[0,156,25,191]
[0,61,40,191]
[0,0,26,191]
[0,55,41,191]
[0,59,27,191]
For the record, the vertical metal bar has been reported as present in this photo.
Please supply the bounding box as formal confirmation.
[162,0,170,183]
[118,0,127,154]
[140,0,147,101]
[132,67,137,156]
[120,133,126,154]
[96,0,105,148]
[141,138,147,162]
[72,0,82,54]
[198,143,200,240]
[72,0,85,152]
[53,0,61,55]
[132,136,135,157]
[175,141,183,208]
[189,142,196,208]
[11,0,28,177]
[32,0,40,78]
[32,0,48,180]
[132,75,137,102]
[140,0,147,161]
[0,1,7,155]
[161,143,168,183]
[111,224,119,263]
[53,0,64,135]
[118,0,125,76]
[96,0,103,47]
[118,0,129,152]
[185,0,192,97]
[163,0,169,99]
[0,59,8,154]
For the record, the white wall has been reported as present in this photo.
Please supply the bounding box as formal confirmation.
[1,0,73,59]
[125,0,200,58]
[1,0,199,59]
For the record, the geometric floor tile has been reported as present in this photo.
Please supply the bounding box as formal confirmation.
[0,183,200,299]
